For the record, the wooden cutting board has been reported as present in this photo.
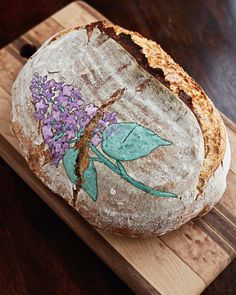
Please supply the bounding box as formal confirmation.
[0,1,235,294]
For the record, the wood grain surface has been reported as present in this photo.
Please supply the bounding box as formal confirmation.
[0,1,235,294]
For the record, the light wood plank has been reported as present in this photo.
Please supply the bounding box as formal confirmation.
[0,48,22,93]
[52,1,108,28]
[221,112,236,134]
[0,87,19,149]
[218,170,236,218]
[100,231,206,295]
[160,222,230,285]
[24,18,64,46]
[227,128,236,174]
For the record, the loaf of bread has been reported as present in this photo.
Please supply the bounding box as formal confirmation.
[11,21,230,237]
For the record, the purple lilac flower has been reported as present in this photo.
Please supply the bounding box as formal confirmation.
[91,111,118,146]
[30,73,118,166]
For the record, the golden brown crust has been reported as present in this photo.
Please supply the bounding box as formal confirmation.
[100,21,226,194]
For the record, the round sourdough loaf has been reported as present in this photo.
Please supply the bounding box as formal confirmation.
[11,21,231,236]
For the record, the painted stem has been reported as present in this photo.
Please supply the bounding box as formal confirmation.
[90,144,177,198]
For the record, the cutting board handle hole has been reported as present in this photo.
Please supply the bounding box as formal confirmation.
[20,44,37,58]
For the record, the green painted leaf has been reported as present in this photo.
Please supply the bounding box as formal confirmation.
[63,148,98,201]
[63,148,78,184]
[82,160,98,201]
[102,122,172,161]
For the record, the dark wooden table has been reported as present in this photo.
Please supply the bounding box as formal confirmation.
[0,1,235,294]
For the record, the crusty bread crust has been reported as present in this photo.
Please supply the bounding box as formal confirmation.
[11,21,230,237]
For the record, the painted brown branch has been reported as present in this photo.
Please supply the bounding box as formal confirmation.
[73,88,126,205]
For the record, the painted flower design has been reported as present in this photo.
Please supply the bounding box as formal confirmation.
[30,73,176,201]
[30,73,117,166]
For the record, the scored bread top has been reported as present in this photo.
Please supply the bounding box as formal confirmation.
[98,21,226,195]
[49,20,226,194]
